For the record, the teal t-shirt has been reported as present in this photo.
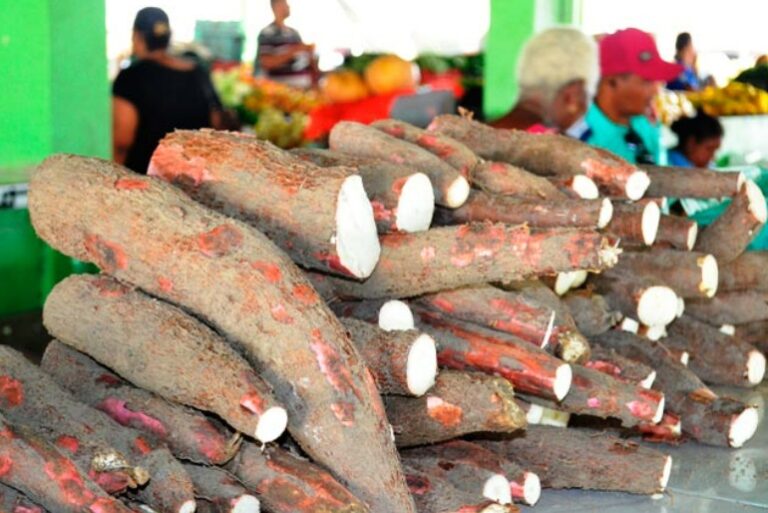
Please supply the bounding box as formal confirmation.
[584,103,666,165]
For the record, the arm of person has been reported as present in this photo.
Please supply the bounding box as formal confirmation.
[112,96,138,165]
[258,43,312,71]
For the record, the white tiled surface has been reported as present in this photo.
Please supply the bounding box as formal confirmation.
[520,383,768,512]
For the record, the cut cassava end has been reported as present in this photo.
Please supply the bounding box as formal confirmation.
[484,475,513,505]
[44,275,287,445]
[380,300,416,330]
[568,175,600,199]
[434,191,613,230]
[695,179,768,264]
[335,175,382,277]
[41,341,241,466]
[477,426,671,495]
[320,223,618,299]
[413,307,573,400]
[625,170,651,201]
[291,148,434,234]
[593,274,679,328]
[720,324,736,336]
[666,316,766,387]
[641,165,743,198]
[414,284,591,363]
[637,413,682,443]
[730,407,760,448]
[621,318,640,334]
[150,130,381,279]
[341,317,437,396]
[330,120,469,208]
[30,155,413,513]
[599,198,614,228]
[330,298,416,331]
[396,172,434,232]
[606,201,660,247]
[385,370,526,447]
[642,324,668,341]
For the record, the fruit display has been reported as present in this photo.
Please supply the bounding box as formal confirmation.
[211,66,319,148]
[687,82,768,116]
[653,89,696,125]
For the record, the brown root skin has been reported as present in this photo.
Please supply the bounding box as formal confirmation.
[562,291,621,337]
[587,346,655,387]
[641,165,742,198]
[385,370,526,448]
[477,425,671,494]
[330,121,468,208]
[656,214,698,250]
[41,341,241,465]
[469,161,565,200]
[321,223,618,300]
[0,482,48,513]
[0,414,135,513]
[44,275,285,445]
[413,307,572,401]
[29,154,414,513]
[226,442,369,513]
[183,463,258,512]
[150,129,380,278]
[718,251,768,292]
[694,179,767,264]
[434,191,608,229]
[685,291,768,326]
[428,114,646,199]
[665,316,765,387]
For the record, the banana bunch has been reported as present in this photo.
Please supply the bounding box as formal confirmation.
[687,82,768,116]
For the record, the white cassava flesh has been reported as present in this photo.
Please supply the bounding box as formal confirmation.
[396,172,435,232]
[336,175,381,278]
[406,333,438,396]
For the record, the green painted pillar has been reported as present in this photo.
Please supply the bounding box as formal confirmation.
[0,0,108,316]
[483,0,576,121]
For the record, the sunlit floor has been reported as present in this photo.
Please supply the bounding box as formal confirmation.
[521,383,768,512]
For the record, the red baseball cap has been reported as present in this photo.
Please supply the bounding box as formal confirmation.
[600,28,683,81]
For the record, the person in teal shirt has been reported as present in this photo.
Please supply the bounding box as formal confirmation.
[581,28,682,165]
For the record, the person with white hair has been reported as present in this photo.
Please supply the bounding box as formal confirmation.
[491,26,598,134]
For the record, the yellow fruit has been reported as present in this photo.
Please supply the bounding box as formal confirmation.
[320,70,369,103]
[364,55,418,96]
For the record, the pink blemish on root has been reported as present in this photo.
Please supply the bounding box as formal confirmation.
[420,246,436,262]
[240,393,265,415]
[270,304,295,324]
[55,435,80,455]
[626,399,656,421]
[371,201,393,222]
[84,235,128,273]
[0,376,23,408]
[426,396,463,427]
[90,470,132,495]
[43,457,92,507]
[313,252,352,275]
[587,397,601,408]
[98,398,168,437]
[489,162,510,174]
[114,178,149,191]
[585,360,622,378]
[197,225,243,258]
[88,497,127,513]
[251,261,282,283]
[406,474,432,495]
[580,157,634,185]
[157,276,174,293]
[309,329,360,399]
[0,455,12,477]
[148,142,214,186]
[391,177,408,195]
[133,437,153,456]
[330,402,356,426]
[14,506,44,513]
[292,284,318,305]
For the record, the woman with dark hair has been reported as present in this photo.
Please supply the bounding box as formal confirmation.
[113,7,223,173]
[668,111,723,168]
[667,32,703,91]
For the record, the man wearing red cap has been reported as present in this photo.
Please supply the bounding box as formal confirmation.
[582,28,683,165]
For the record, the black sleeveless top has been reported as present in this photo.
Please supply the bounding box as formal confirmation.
[113,60,220,173]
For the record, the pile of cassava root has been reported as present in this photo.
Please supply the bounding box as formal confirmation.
[1,114,765,513]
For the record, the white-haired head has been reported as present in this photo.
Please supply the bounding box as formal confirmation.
[517,26,599,104]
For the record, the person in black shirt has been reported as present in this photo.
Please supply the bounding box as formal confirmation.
[255,0,315,88]
[113,7,223,173]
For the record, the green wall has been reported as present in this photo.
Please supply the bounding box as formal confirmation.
[0,0,109,316]
[483,0,576,120]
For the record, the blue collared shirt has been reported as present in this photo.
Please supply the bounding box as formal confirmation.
[583,103,666,165]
